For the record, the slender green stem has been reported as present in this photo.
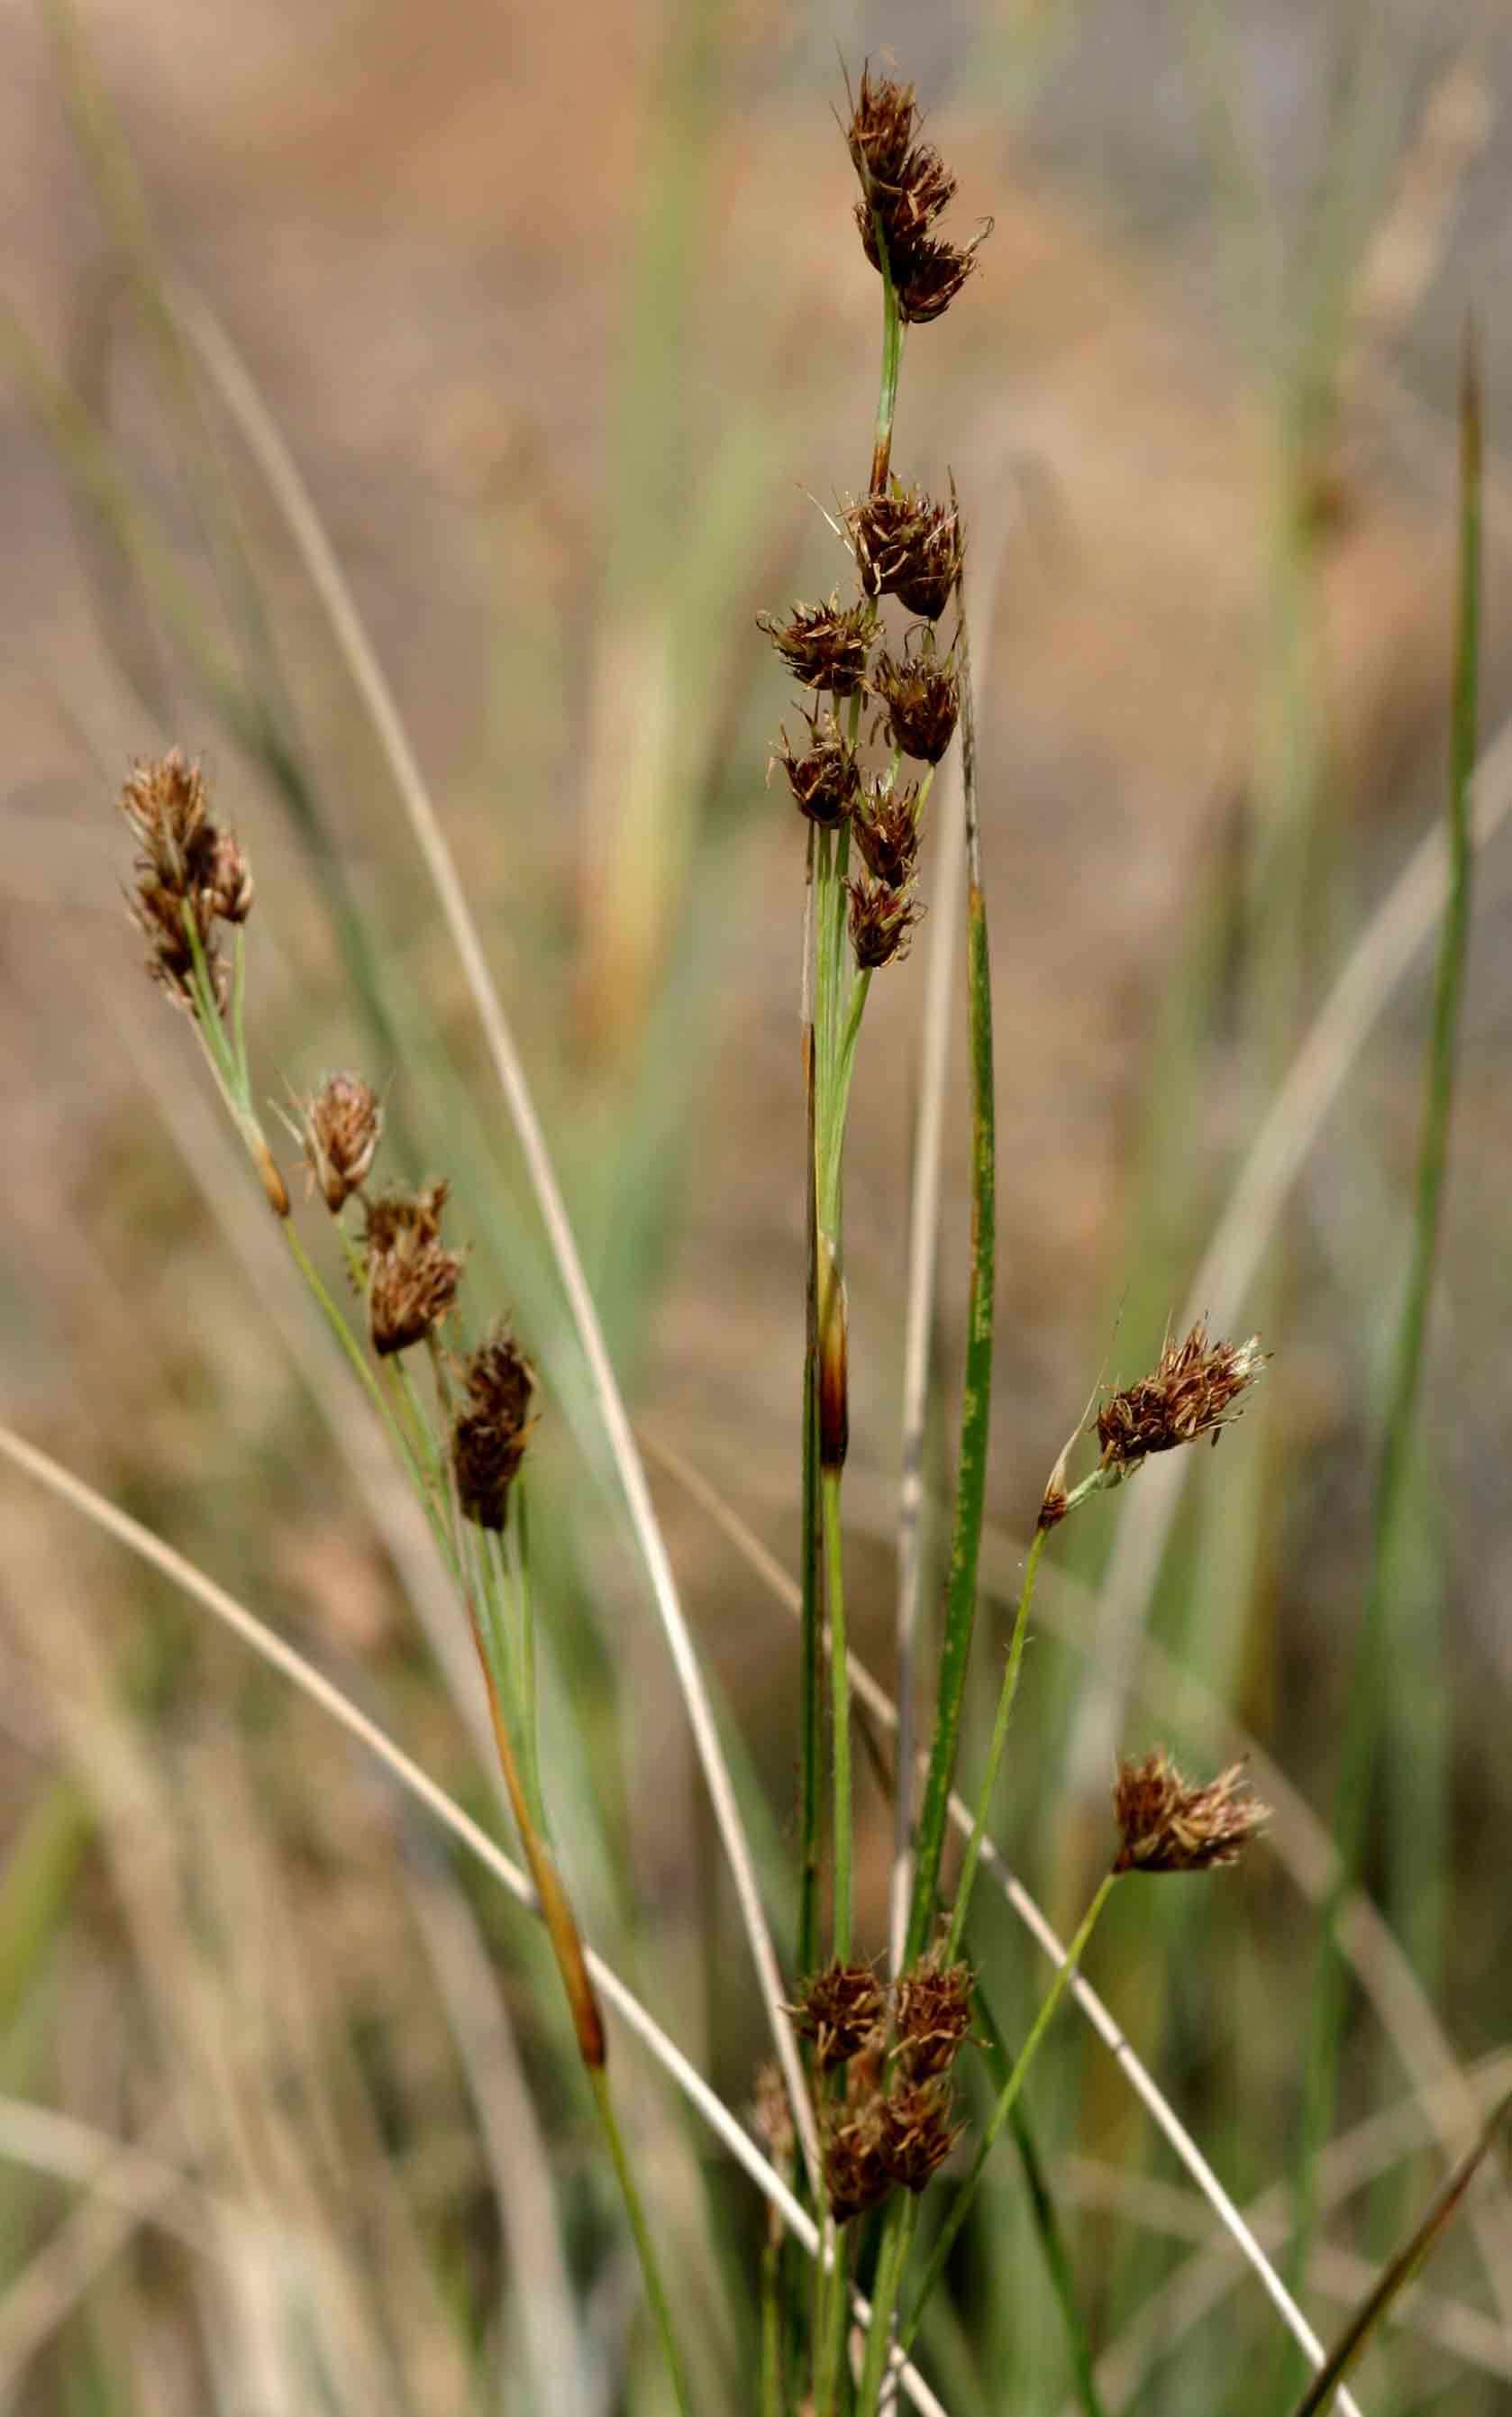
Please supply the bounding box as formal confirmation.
[1289,327,1481,2323]
[282,1223,437,1517]
[229,925,250,1091]
[589,2065,695,2417]
[869,207,905,494]
[821,1470,852,1961]
[943,1526,1047,1963]
[856,2194,918,2413]
[900,1874,1118,2357]
[799,1004,823,1991]
[815,2218,852,2417]
[904,635,996,1966]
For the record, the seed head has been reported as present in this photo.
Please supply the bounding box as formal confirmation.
[859,218,992,325]
[852,780,921,890]
[770,708,861,830]
[1095,1322,1266,1471]
[119,751,253,1006]
[300,1072,383,1213]
[846,67,990,328]
[845,63,918,193]
[878,2078,961,2194]
[848,875,919,970]
[1112,1749,1270,1875]
[893,1955,973,2081]
[824,2099,891,2224]
[785,1960,885,2074]
[844,479,964,620]
[757,595,873,696]
[872,647,961,764]
[451,1326,536,1530]
[129,873,223,1007]
[119,749,213,884]
[203,828,254,924]
[364,1182,464,1357]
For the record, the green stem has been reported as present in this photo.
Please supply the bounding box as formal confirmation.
[869,208,904,494]
[588,2065,695,2417]
[943,1526,1047,1963]
[282,1223,439,1525]
[799,1006,823,1992]
[822,1470,852,1961]
[815,2218,852,2417]
[856,2194,918,2413]
[901,1874,1118,2356]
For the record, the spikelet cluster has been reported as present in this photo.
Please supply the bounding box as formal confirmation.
[787,1954,973,2222]
[119,750,252,1007]
[1096,1322,1267,1470]
[846,66,991,325]
[1112,1751,1270,1874]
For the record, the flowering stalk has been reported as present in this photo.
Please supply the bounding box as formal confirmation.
[764,66,980,1989]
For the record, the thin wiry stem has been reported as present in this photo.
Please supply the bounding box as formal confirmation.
[822,1471,852,1960]
[943,1523,1046,1965]
[639,1432,1363,2416]
[0,1422,949,2417]
[172,290,818,2190]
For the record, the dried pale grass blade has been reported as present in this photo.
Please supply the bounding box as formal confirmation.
[638,1431,1360,2417]
[1056,2050,1512,2413]
[0,1425,949,2417]
[170,290,816,2184]
[1060,2157,1511,2389]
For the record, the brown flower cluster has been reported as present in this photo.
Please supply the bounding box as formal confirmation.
[758,68,981,978]
[451,1327,535,1531]
[846,874,920,969]
[846,65,991,325]
[299,1072,383,1213]
[120,751,253,1007]
[770,709,861,830]
[756,595,873,696]
[1095,1322,1267,1471]
[364,1182,464,1357]
[787,1955,972,2222]
[871,645,961,764]
[1112,1750,1270,1875]
[844,478,964,621]
[761,607,960,971]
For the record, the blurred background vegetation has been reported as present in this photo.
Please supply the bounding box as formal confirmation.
[2,1,1511,2411]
